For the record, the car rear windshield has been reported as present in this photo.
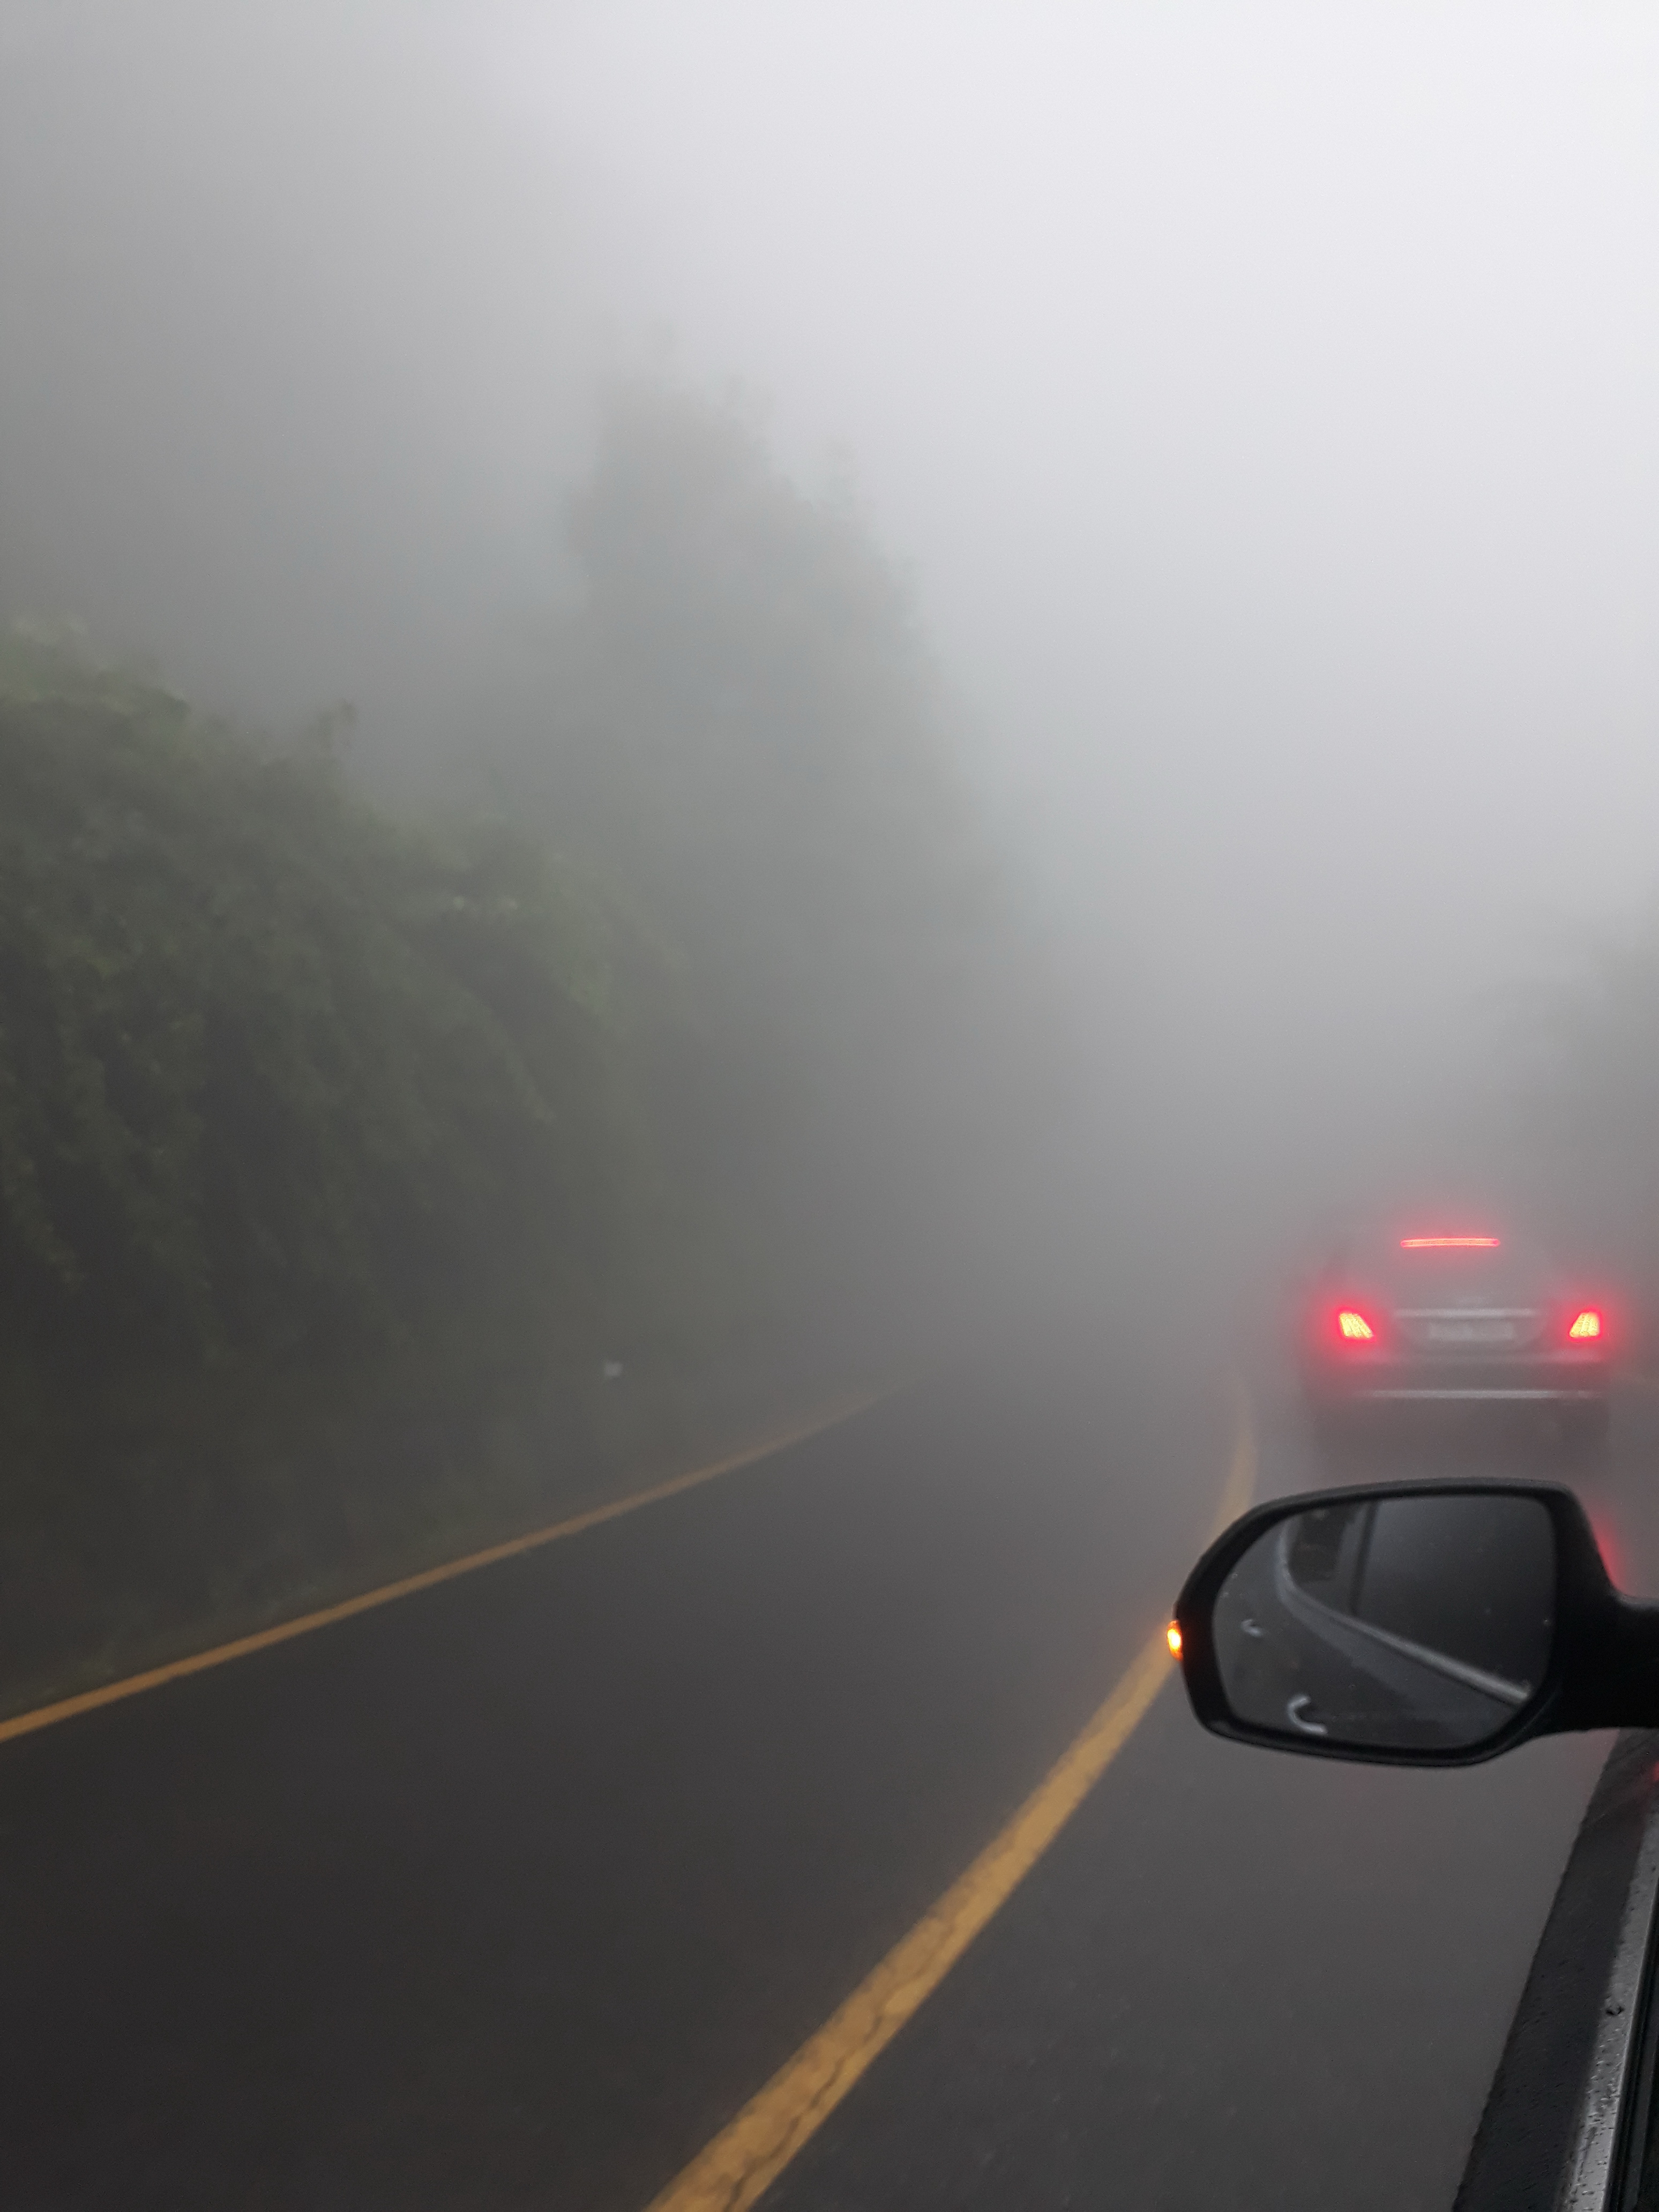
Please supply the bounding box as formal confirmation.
[1373,1240,1545,1300]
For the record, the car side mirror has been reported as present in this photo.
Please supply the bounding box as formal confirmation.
[1174,1481,1659,1765]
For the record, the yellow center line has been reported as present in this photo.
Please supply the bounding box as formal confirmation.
[0,1386,895,1749]
[644,1379,1259,2212]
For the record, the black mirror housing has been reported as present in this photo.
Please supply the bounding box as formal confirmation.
[1174,1480,1659,1767]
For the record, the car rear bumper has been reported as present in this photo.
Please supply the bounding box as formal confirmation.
[1304,1357,1611,1407]
[1344,1383,1606,1402]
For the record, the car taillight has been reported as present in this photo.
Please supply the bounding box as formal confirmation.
[1335,1309,1376,1342]
[1568,1309,1603,1341]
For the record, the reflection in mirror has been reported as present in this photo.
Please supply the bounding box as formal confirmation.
[1213,1492,1557,1753]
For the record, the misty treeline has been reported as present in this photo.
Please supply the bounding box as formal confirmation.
[0,639,660,1376]
[0,383,1046,1701]
[503,384,1036,1324]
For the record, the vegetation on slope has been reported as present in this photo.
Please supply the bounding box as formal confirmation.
[0,383,1041,1707]
[0,636,652,1378]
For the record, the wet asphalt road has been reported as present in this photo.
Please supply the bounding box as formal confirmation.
[1,1343,1649,2209]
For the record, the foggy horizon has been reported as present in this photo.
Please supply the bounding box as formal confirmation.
[6,0,1659,1267]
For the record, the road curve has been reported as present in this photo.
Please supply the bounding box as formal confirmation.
[0,1342,1624,2209]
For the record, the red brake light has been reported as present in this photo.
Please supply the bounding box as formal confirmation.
[1335,1309,1375,1341]
[1568,1309,1603,1341]
[1400,1235,1501,1250]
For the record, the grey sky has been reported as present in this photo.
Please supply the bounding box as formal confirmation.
[481,6,1659,922]
[469,2,1659,1220]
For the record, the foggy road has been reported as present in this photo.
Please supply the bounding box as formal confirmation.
[9,9,1659,2208]
[1,1346,1641,2211]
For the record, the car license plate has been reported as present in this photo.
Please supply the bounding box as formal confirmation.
[1424,1320,1518,1345]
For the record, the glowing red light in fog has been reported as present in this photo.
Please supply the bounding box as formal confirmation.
[1568,1309,1604,1340]
[1336,1310,1375,1341]
[1400,1236,1501,1250]
[1589,1508,1629,1591]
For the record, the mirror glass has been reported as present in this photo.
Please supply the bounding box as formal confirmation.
[1212,1491,1557,1752]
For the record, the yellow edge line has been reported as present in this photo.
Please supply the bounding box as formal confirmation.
[645,1378,1259,2212]
[0,1385,895,1749]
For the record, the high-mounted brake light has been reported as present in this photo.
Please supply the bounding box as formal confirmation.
[1336,1309,1375,1341]
[1400,1236,1501,1250]
[1568,1309,1603,1341]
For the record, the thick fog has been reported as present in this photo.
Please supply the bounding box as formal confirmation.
[6,1,1659,1309]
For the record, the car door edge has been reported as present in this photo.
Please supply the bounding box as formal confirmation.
[1456,1728,1659,2212]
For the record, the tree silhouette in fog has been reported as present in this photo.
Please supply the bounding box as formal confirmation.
[522,380,1029,1330]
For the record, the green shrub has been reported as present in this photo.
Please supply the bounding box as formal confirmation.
[0,632,652,1384]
